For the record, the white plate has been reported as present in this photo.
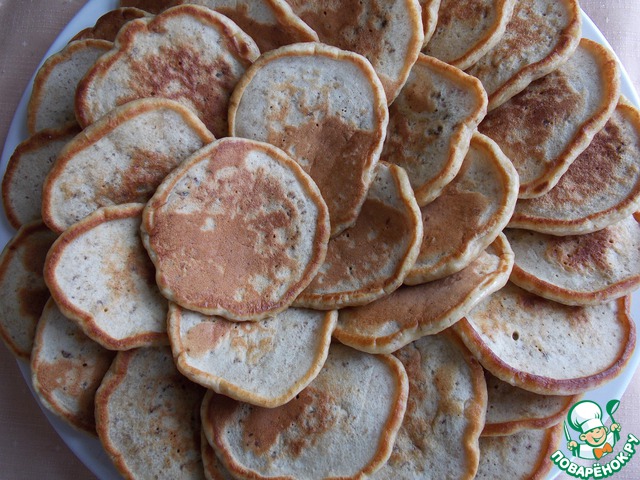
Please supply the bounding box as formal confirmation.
[0,2,638,479]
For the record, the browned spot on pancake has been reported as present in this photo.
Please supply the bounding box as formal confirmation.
[22,232,54,275]
[437,0,491,28]
[305,198,409,291]
[104,239,157,298]
[18,232,54,321]
[72,8,148,41]
[241,387,336,457]
[544,230,614,275]
[18,286,49,324]
[184,318,230,358]
[120,0,176,14]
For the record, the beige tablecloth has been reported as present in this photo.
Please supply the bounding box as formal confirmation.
[0,1,639,479]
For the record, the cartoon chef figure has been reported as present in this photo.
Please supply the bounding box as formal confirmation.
[567,400,621,460]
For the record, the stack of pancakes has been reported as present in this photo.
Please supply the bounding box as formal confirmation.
[0,0,638,478]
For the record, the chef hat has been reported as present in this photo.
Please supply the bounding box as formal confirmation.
[569,400,604,434]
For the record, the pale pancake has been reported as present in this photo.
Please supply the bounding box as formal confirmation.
[293,162,422,309]
[2,124,80,229]
[0,221,57,359]
[202,431,234,480]
[27,39,112,134]
[424,0,516,70]
[45,204,168,350]
[482,370,578,436]
[466,0,581,110]
[172,0,318,53]
[475,426,562,479]
[202,343,408,479]
[405,133,518,285]
[168,304,337,407]
[480,38,620,198]
[95,346,206,479]
[42,98,214,234]
[70,7,149,42]
[229,42,388,236]
[284,0,424,103]
[506,214,640,306]
[142,138,329,321]
[75,5,260,138]
[334,233,513,354]
[509,100,640,235]
[419,0,440,46]
[454,283,636,395]
[31,298,115,434]
[371,332,486,480]
[380,54,487,206]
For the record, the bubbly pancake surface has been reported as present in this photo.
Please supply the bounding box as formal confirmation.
[169,305,337,407]
[42,98,214,234]
[480,38,620,198]
[230,42,388,236]
[294,162,422,309]
[381,54,487,206]
[142,137,329,321]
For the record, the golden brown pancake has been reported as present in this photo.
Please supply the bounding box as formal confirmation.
[119,0,176,13]
[70,7,149,42]
[141,138,330,321]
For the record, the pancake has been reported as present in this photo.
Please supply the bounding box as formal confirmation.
[95,346,206,479]
[454,283,636,395]
[284,0,424,103]
[293,162,422,309]
[172,0,318,53]
[70,7,149,42]
[27,39,112,134]
[42,98,214,234]
[475,426,562,479]
[419,0,441,46]
[479,38,620,198]
[229,42,388,236]
[141,137,329,321]
[0,221,57,359]
[424,0,516,70]
[119,0,176,13]
[371,331,486,480]
[31,298,115,434]
[202,430,234,480]
[482,370,579,436]
[466,0,581,110]
[45,204,168,350]
[2,124,80,229]
[380,54,487,206]
[201,343,408,479]
[405,133,518,285]
[75,5,260,138]
[509,100,640,235]
[168,304,336,407]
[334,233,513,354]
[506,214,640,306]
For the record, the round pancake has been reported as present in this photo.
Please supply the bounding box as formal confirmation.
[454,283,636,395]
[506,214,640,306]
[75,5,260,138]
[293,162,422,309]
[479,38,620,198]
[70,7,150,42]
[95,346,206,479]
[2,124,80,229]
[475,426,562,479]
[509,100,640,235]
[405,133,518,285]
[201,343,408,479]
[334,233,513,354]
[371,331,486,480]
[482,370,579,437]
[381,54,487,206]
[31,298,115,434]
[45,204,168,350]
[0,221,57,359]
[172,0,318,53]
[424,0,516,70]
[229,42,388,236]
[42,98,214,234]
[27,39,112,134]
[142,137,330,321]
[466,0,581,110]
[168,304,337,407]
[284,0,424,103]
[419,0,441,46]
